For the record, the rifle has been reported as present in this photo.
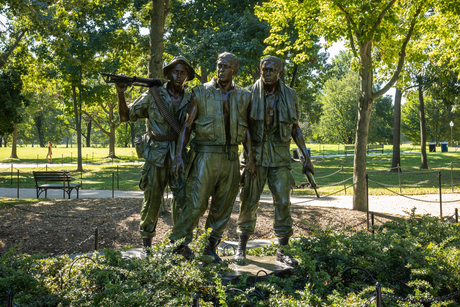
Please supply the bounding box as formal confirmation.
[100,72,163,88]
[300,155,320,198]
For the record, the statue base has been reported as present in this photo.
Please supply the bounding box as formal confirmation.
[221,255,295,285]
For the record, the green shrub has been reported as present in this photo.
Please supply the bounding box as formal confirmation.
[1,216,460,306]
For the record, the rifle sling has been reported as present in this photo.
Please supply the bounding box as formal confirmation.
[149,86,182,134]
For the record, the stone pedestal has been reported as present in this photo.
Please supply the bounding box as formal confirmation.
[221,255,294,285]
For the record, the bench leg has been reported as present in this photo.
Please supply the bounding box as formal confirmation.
[77,189,79,199]
[45,190,47,198]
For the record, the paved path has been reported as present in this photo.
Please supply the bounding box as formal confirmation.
[2,187,460,218]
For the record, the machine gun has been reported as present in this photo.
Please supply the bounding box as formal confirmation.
[100,72,163,88]
[300,155,320,198]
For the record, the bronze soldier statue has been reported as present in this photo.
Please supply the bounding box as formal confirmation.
[235,56,314,266]
[116,56,196,254]
[170,52,256,263]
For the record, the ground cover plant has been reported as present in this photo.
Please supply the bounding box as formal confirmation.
[1,212,460,306]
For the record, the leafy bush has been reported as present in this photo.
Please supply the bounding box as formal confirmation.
[1,213,460,306]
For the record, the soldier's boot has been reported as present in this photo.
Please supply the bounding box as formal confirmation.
[276,237,299,267]
[203,238,222,264]
[234,234,250,261]
[172,244,195,261]
[142,237,152,258]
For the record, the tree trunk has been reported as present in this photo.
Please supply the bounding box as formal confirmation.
[353,41,374,212]
[419,83,428,169]
[290,64,298,88]
[9,124,18,158]
[35,114,44,147]
[86,120,92,147]
[109,124,116,158]
[73,85,83,171]
[0,136,2,147]
[148,0,169,78]
[391,88,402,171]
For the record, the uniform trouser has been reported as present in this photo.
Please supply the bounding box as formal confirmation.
[237,165,294,238]
[139,161,187,238]
[169,152,240,245]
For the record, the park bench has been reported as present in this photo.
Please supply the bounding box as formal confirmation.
[33,171,82,199]
[367,144,384,154]
[344,145,354,156]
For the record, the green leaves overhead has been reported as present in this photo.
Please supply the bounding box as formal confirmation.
[0,69,29,134]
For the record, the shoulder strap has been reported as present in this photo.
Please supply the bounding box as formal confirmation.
[149,86,182,134]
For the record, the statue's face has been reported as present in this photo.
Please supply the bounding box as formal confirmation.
[168,63,189,87]
[217,57,234,83]
[261,60,280,86]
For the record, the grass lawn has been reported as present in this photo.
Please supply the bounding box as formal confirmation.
[0,145,459,196]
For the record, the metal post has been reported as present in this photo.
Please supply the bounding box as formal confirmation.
[439,171,443,219]
[456,208,458,224]
[46,165,48,171]
[366,173,369,230]
[10,163,13,187]
[62,154,63,166]
[375,282,382,307]
[451,162,454,193]
[6,289,13,307]
[397,163,401,193]
[371,212,375,234]
[112,155,114,165]
[117,165,119,189]
[192,293,199,307]
[37,154,39,167]
[17,170,19,198]
[80,169,83,188]
[86,153,88,165]
[95,227,99,251]
[342,166,346,194]
[112,172,114,198]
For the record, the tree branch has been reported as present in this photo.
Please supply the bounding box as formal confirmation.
[373,5,424,99]
[347,27,359,57]
[0,28,28,69]
[82,110,109,135]
[369,0,398,35]
[332,1,359,35]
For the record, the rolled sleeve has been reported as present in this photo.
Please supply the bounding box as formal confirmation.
[129,90,151,121]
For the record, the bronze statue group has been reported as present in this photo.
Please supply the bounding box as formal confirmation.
[115,52,314,266]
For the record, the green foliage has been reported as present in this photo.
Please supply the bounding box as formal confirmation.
[3,216,460,306]
[166,0,269,85]
[402,92,458,144]
[0,69,29,134]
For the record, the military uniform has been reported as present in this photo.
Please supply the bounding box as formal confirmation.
[237,78,299,238]
[129,83,189,238]
[170,79,251,245]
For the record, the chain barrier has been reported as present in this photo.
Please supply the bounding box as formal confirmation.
[50,233,95,257]
[367,175,437,188]
[369,178,460,203]
[401,168,439,174]
[382,289,460,303]
[311,168,343,179]
[319,177,353,187]
[360,295,376,307]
